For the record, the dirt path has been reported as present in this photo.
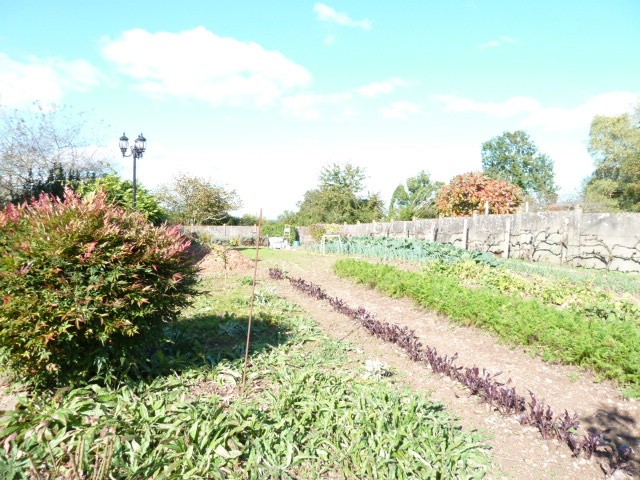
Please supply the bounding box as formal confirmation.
[260,250,640,479]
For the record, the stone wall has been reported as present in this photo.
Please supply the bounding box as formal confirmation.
[297,210,640,273]
[183,211,640,272]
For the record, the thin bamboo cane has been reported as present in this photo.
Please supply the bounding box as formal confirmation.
[242,208,263,390]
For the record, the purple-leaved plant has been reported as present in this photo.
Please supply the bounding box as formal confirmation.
[268,267,629,473]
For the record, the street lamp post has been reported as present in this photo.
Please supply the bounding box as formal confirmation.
[119,132,147,209]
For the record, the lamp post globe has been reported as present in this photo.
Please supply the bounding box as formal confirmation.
[119,132,147,209]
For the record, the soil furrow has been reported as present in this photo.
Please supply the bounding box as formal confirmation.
[263,252,639,479]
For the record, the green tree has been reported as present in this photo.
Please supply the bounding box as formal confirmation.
[436,172,523,217]
[294,163,384,224]
[155,174,241,225]
[481,130,557,206]
[583,105,640,211]
[389,171,443,220]
[238,213,260,226]
[0,103,109,206]
[580,178,622,212]
[78,174,168,225]
[10,162,86,204]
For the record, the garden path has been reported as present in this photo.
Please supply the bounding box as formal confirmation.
[260,250,639,480]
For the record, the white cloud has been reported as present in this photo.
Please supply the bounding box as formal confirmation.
[324,33,338,46]
[101,27,312,107]
[314,3,372,30]
[356,78,408,97]
[281,77,410,119]
[0,53,102,107]
[381,101,420,119]
[282,92,352,119]
[476,35,516,49]
[436,91,639,130]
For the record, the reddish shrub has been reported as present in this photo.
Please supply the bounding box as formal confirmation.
[0,189,198,387]
[436,172,523,217]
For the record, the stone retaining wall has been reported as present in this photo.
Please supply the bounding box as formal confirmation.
[299,211,640,273]
[184,211,640,272]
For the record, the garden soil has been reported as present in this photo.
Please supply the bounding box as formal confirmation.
[2,248,638,479]
[259,250,640,480]
[196,245,255,273]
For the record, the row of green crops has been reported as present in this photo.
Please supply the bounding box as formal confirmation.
[425,260,640,324]
[333,259,640,398]
[322,236,499,266]
[321,235,639,326]
[0,276,490,479]
[503,258,640,297]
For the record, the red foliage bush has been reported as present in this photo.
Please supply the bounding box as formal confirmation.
[436,172,523,217]
[0,190,198,387]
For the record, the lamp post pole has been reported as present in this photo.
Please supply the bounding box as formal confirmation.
[119,133,147,209]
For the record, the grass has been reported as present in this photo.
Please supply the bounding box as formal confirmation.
[0,272,490,479]
[334,258,640,398]
[237,247,318,263]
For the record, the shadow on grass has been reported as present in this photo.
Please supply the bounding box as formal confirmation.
[136,310,294,379]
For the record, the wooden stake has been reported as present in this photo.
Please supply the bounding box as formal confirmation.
[242,208,263,391]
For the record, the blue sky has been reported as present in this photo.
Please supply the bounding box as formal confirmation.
[1,1,639,217]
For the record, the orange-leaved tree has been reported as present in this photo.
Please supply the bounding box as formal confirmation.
[436,172,523,217]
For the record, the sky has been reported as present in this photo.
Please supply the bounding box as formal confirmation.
[1,0,639,218]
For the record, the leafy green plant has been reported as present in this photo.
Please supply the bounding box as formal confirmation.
[0,189,198,388]
[0,273,490,479]
[426,260,640,323]
[334,259,640,394]
[78,174,168,225]
[313,223,343,241]
[323,235,498,265]
[503,259,640,296]
[155,174,241,225]
[261,222,298,242]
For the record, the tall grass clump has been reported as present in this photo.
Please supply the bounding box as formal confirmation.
[0,189,198,388]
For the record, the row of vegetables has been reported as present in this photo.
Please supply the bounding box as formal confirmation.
[268,267,636,476]
[320,236,640,326]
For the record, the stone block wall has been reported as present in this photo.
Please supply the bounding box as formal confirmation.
[297,210,640,273]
